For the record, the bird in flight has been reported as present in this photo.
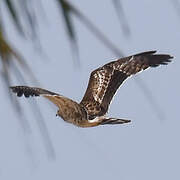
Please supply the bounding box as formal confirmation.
[10,51,173,128]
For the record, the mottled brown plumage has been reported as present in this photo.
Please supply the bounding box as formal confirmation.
[10,51,173,127]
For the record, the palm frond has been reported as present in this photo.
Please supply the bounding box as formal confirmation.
[62,0,124,56]
[56,0,79,65]
[112,0,131,37]
[4,0,24,35]
[0,27,55,159]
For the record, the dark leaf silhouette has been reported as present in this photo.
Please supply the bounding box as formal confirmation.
[112,0,131,37]
[0,27,55,159]
[4,0,24,35]
[56,0,79,65]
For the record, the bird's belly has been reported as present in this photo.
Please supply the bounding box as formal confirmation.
[57,110,100,127]
[57,106,86,125]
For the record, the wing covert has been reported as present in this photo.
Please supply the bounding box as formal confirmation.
[80,51,172,118]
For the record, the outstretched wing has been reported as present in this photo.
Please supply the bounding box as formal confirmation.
[10,86,63,108]
[80,51,173,119]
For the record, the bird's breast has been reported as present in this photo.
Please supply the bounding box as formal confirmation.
[57,99,87,126]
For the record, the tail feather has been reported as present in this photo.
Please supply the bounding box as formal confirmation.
[100,118,131,125]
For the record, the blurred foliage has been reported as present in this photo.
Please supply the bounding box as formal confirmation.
[0,0,128,87]
[112,0,130,37]
[4,0,24,34]
[0,0,129,160]
[0,0,172,159]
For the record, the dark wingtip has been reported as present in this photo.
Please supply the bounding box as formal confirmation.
[149,53,173,67]
[10,86,14,90]
[10,86,18,92]
[10,86,39,97]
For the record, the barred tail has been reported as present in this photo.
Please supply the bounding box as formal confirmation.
[100,118,131,125]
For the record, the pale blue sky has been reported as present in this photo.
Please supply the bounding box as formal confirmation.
[0,0,179,179]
